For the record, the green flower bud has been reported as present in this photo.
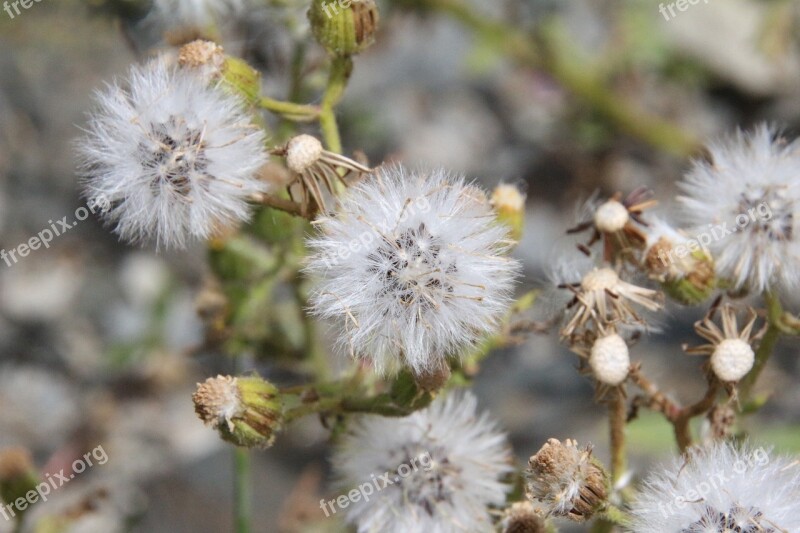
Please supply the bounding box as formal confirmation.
[308,0,380,57]
[491,184,525,242]
[193,375,283,449]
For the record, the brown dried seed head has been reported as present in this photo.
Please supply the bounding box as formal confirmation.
[501,501,547,533]
[178,40,225,70]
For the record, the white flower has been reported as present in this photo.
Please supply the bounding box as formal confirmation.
[332,391,512,533]
[305,166,520,375]
[628,440,800,533]
[151,0,246,28]
[678,124,800,293]
[78,58,267,249]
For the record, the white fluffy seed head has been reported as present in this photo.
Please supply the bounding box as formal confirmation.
[594,199,629,233]
[77,58,267,249]
[678,124,800,292]
[628,440,800,532]
[285,134,324,173]
[305,166,520,375]
[589,334,630,385]
[711,338,755,382]
[581,267,620,292]
[333,391,512,533]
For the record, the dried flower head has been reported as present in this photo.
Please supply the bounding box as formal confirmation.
[525,438,608,522]
[628,440,800,532]
[333,391,512,533]
[306,166,520,376]
[178,39,225,75]
[642,218,716,305]
[552,258,663,337]
[685,305,765,383]
[500,501,547,533]
[78,58,267,249]
[273,134,371,214]
[569,188,656,259]
[678,124,800,293]
[193,374,282,448]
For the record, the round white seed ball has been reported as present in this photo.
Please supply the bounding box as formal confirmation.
[711,338,755,382]
[594,200,629,233]
[581,267,620,292]
[286,134,323,173]
[589,334,630,385]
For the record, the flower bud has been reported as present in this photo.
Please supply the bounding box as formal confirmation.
[501,501,547,533]
[491,184,525,242]
[193,375,283,449]
[526,438,608,522]
[308,0,380,56]
[0,447,39,512]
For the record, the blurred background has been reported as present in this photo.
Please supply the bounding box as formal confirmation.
[1,0,800,531]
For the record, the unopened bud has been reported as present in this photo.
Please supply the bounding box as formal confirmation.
[491,184,525,242]
[193,375,283,449]
[0,447,39,512]
[526,438,608,522]
[308,0,380,57]
[501,501,547,533]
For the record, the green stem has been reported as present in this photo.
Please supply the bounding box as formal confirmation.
[739,292,783,403]
[232,355,251,533]
[319,56,353,154]
[259,96,320,121]
[233,447,251,533]
[609,387,627,483]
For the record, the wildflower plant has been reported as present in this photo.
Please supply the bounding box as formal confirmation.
[73,1,800,532]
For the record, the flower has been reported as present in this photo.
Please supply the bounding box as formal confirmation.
[192,374,283,448]
[525,438,608,522]
[332,391,512,533]
[305,166,520,376]
[500,501,547,533]
[678,124,800,293]
[78,58,267,249]
[642,217,716,305]
[628,440,800,532]
[549,257,663,338]
[272,134,371,215]
[569,188,657,258]
[684,304,764,383]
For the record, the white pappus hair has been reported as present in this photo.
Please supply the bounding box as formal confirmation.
[77,58,267,249]
[305,166,520,376]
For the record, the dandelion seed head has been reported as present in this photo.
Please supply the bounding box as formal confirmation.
[77,58,267,249]
[333,391,512,533]
[306,166,519,375]
[710,338,754,383]
[628,441,800,533]
[594,199,630,233]
[589,333,630,386]
[678,124,800,292]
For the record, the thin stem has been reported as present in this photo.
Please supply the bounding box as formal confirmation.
[608,387,627,482]
[233,447,251,533]
[740,292,783,402]
[259,96,320,121]
[252,192,309,218]
[319,56,353,154]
